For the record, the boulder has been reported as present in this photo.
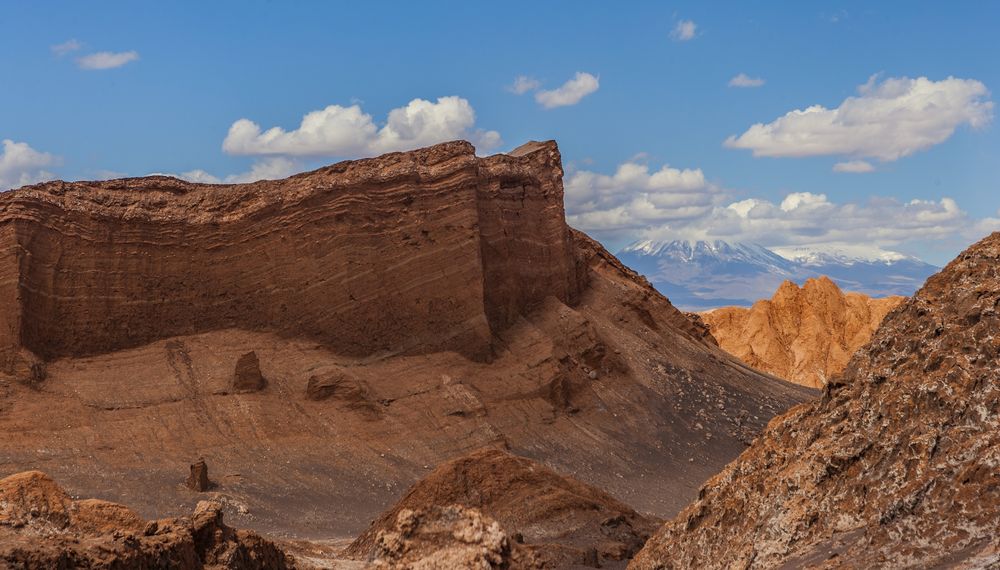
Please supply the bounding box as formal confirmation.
[233,351,266,392]
[186,459,210,492]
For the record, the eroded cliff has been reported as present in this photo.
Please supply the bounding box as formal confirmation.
[0,140,580,370]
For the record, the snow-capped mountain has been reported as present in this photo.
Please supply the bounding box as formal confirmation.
[617,240,939,311]
[770,244,919,266]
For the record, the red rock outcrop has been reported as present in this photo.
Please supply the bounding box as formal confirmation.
[631,232,1000,569]
[700,277,904,388]
[0,141,814,542]
[0,470,291,569]
[348,447,659,567]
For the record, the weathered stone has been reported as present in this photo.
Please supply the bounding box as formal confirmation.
[233,351,266,392]
[186,459,210,492]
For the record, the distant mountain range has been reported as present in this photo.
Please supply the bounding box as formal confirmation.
[616,240,939,311]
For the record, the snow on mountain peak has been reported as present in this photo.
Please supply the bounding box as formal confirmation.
[769,244,917,266]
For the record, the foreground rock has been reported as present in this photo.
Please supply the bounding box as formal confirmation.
[631,232,1000,569]
[700,277,904,387]
[0,470,291,569]
[0,140,814,538]
[367,505,535,569]
[348,447,659,568]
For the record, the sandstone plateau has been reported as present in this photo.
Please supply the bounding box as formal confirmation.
[700,277,905,388]
[0,140,814,565]
[631,232,1000,569]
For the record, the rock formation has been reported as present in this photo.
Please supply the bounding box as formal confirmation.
[366,505,535,569]
[186,459,210,492]
[700,277,904,387]
[0,140,814,541]
[348,447,659,567]
[0,470,291,569]
[233,351,266,392]
[631,232,1000,569]
[0,140,581,371]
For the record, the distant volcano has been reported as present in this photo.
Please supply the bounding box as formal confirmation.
[616,239,938,310]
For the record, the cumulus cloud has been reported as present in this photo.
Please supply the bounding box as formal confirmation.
[729,73,765,88]
[671,20,697,41]
[508,75,541,95]
[156,157,302,184]
[76,50,140,70]
[51,39,82,56]
[0,139,58,191]
[534,72,600,109]
[564,158,1000,254]
[833,160,875,173]
[222,96,501,157]
[725,75,993,162]
[564,160,722,232]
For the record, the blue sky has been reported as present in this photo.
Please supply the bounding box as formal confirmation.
[2,1,997,265]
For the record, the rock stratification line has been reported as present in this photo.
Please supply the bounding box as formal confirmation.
[0,140,581,370]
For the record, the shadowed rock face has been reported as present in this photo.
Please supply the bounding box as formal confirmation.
[0,141,814,542]
[700,277,904,388]
[631,232,1000,569]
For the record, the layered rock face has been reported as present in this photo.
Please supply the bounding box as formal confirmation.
[631,232,1000,569]
[0,471,290,569]
[0,140,580,369]
[0,140,814,545]
[348,447,659,567]
[700,277,904,388]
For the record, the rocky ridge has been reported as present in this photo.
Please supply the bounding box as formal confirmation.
[348,447,659,568]
[700,277,904,388]
[0,470,291,569]
[630,232,1000,569]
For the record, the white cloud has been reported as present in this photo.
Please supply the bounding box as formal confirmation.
[222,96,501,157]
[725,75,993,162]
[833,160,875,173]
[565,160,722,232]
[534,72,600,109]
[0,139,58,191]
[76,51,140,70]
[564,158,1000,254]
[729,73,765,88]
[508,75,541,95]
[156,157,302,184]
[51,39,82,56]
[671,20,697,41]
